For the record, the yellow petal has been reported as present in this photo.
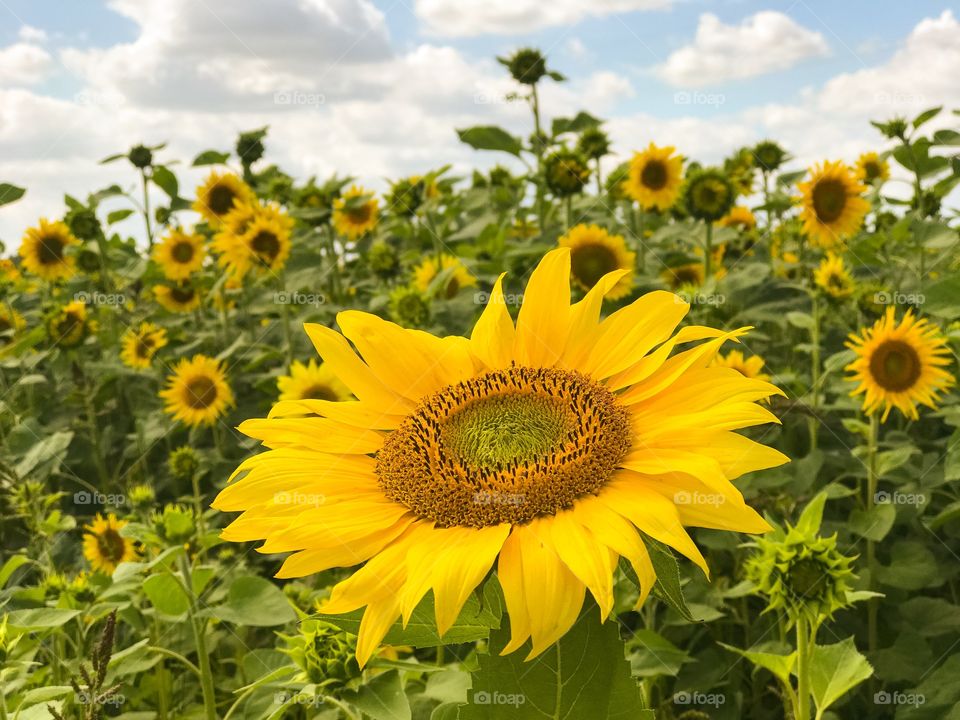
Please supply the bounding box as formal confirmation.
[513,248,571,367]
[237,417,383,454]
[544,510,617,620]
[561,269,630,369]
[275,517,414,577]
[470,273,515,370]
[268,399,403,430]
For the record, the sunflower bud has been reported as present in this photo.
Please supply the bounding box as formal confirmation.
[389,285,431,328]
[152,504,196,545]
[605,161,630,202]
[280,619,360,689]
[499,48,548,85]
[387,177,426,218]
[66,208,102,241]
[683,168,736,223]
[577,127,611,161]
[752,140,788,172]
[168,446,201,481]
[544,149,590,198]
[128,484,156,510]
[367,241,399,279]
[128,144,153,169]
[236,128,266,166]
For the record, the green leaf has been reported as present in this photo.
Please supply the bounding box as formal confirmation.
[456,126,523,157]
[107,208,135,224]
[923,275,960,320]
[718,642,796,684]
[151,165,179,198]
[15,431,73,479]
[795,491,828,536]
[0,182,26,207]
[628,628,692,678]
[933,128,960,146]
[875,541,941,590]
[193,149,231,166]
[143,573,190,618]
[876,445,917,476]
[551,111,602,137]
[5,608,79,630]
[644,538,695,621]
[459,604,644,719]
[899,597,960,637]
[913,106,942,130]
[343,670,411,720]
[849,503,896,542]
[0,554,30,588]
[204,575,296,627]
[786,311,815,330]
[808,637,873,715]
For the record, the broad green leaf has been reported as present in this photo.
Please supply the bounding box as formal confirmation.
[151,165,179,198]
[899,597,960,637]
[913,106,942,129]
[644,538,694,622]
[343,670,411,720]
[14,431,73,479]
[849,503,896,541]
[193,149,231,166]
[795,491,828,535]
[786,311,815,330]
[628,628,692,678]
[0,182,26,206]
[107,208,135,224]
[456,126,523,157]
[143,573,190,618]
[718,642,795,684]
[875,541,941,590]
[808,637,872,715]
[5,607,79,630]
[204,575,296,627]
[876,446,916,476]
[0,554,30,588]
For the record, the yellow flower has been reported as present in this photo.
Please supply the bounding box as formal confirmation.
[332,186,379,240]
[625,143,684,211]
[413,255,476,299]
[558,224,634,300]
[855,152,890,184]
[19,219,78,281]
[718,206,756,231]
[160,354,234,427]
[0,304,25,345]
[846,307,954,421]
[153,228,206,280]
[154,283,201,313]
[0,258,22,284]
[213,203,293,278]
[277,359,351,403]
[661,263,705,291]
[814,252,855,298]
[83,514,138,574]
[194,172,255,226]
[713,350,770,383]
[797,161,869,248]
[213,248,787,667]
[46,300,91,347]
[120,322,168,369]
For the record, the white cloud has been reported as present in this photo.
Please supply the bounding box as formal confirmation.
[0,42,53,86]
[415,0,670,37]
[656,11,829,88]
[18,25,48,43]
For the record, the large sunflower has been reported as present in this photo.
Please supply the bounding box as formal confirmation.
[194,172,255,226]
[161,355,234,427]
[214,204,293,278]
[120,322,168,370]
[277,359,352,403]
[213,249,787,666]
[814,252,855,298]
[153,228,206,280]
[332,186,379,240]
[154,282,202,313]
[625,143,684,211]
[558,224,635,300]
[413,255,476,299]
[854,152,890,185]
[83,514,138,574]
[19,219,78,281]
[846,307,954,421]
[797,161,869,248]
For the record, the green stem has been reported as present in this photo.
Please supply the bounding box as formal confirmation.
[181,556,217,720]
[279,274,294,371]
[704,222,714,280]
[796,617,812,720]
[78,359,110,486]
[191,470,207,539]
[140,168,154,249]
[809,292,821,454]
[866,412,879,656]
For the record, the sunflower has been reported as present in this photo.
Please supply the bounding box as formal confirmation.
[160,354,234,427]
[213,248,787,667]
[558,224,634,300]
[713,350,770,383]
[332,186,379,240]
[0,305,25,344]
[46,300,91,348]
[814,253,855,298]
[684,168,736,223]
[625,143,683,211]
[413,255,476,299]
[277,359,351,403]
[661,263,705,291]
[846,307,954,421]
[214,204,293,278]
[194,172,255,226]
[718,206,756,232]
[120,322,168,369]
[153,228,206,280]
[83,514,138,574]
[797,161,869,248]
[0,258,22,285]
[855,152,890,185]
[19,219,78,281]
[544,149,591,197]
[154,282,201,313]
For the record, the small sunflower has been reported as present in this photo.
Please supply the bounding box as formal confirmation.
[661,263,705,291]
[46,300,92,348]
[332,186,379,240]
[855,152,890,185]
[194,172,255,226]
[153,228,206,280]
[752,140,788,172]
[277,359,352,403]
[814,253,855,298]
[160,354,234,427]
[846,307,954,421]
[684,168,736,223]
[413,255,476,299]
[120,322,168,369]
[718,206,756,232]
[797,161,869,248]
[0,258,22,285]
[558,224,635,300]
[217,204,294,278]
[713,350,770,383]
[19,219,78,281]
[625,143,684,211]
[154,283,202,313]
[83,514,138,574]
[0,305,25,344]
[389,285,431,328]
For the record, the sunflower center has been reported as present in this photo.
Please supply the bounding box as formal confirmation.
[812,179,847,223]
[787,557,827,598]
[38,236,65,265]
[208,185,237,216]
[301,384,338,401]
[641,160,668,190]
[171,286,196,303]
[250,231,280,262]
[376,366,631,527]
[172,241,195,263]
[136,336,155,358]
[185,376,219,409]
[869,339,921,392]
[571,244,619,289]
[863,161,880,181]
[97,528,127,564]
[346,203,372,224]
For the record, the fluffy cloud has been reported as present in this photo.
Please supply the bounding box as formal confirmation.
[0,42,53,86]
[656,11,829,88]
[415,0,670,37]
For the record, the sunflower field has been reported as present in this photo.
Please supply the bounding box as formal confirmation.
[2,48,960,720]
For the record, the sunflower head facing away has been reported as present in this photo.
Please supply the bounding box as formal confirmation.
[83,513,138,574]
[19,219,78,281]
[625,143,684,211]
[855,152,890,185]
[332,186,379,240]
[846,307,954,421]
[558,224,635,300]
[413,254,476,299]
[797,161,869,248]
[153,228,206,280]
[154,282,202,313]
[121,322,168,369]
[684,168,736,223]
[160,354,234,427]
[277,359,351,403]
[194,172,255,226]
[814,252,855,298]
[214,248,788,667]
[544,149,591,197]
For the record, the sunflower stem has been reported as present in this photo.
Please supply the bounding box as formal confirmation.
[808,292,821,454]
[704,222,714,280]
[180,554,218,720]
[866,411,879,657]
[140,168,155,249]
[795,616,812,720]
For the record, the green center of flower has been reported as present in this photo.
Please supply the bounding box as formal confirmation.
[571,244,618,289]
[787,557,827,599]
[376,366,632,527]
[208,185,237,216]
[812,179,847,223]
[869,339,921,392]
[641,160,668,190]
[172,241,195,263]
[38,236,65,265]
[185,376,218,409]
